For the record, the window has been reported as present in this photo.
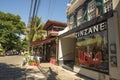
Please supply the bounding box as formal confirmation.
[87,0,96,20]
[103,0,113,13]
[77,9,83,26]
[68,15,76,30]
[88,0,96,13]
[75,23,108,73]
[88,11,96,20]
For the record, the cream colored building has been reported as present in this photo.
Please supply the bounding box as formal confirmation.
[58,0,120,80]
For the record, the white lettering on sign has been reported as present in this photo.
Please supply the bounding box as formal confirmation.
[77,22,107,37]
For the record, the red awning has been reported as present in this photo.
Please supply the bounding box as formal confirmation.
[30,38,56,46]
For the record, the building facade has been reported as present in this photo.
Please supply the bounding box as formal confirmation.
[58,0,120,80]
[30,20,67,65]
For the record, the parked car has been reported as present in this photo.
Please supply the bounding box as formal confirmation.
[5,51,19,56]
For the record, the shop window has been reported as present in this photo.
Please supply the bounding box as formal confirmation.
[75,23,108,73]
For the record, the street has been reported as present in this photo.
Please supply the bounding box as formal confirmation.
[0,55,46,80]
[0,55,26,80]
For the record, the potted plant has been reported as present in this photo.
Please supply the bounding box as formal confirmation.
[28,59,39,66]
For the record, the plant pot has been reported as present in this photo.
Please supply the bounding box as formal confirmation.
[28,62,39,66]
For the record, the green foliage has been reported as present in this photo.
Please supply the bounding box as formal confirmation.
[28,17,45,42]
[28,59,37,64]
[0,11,28,52]
[0,45,3,52]
[23,53,29,59]
[21,39,29,50]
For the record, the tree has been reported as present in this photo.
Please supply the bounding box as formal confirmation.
[26,17,45,54]
[29,17,45,42]
[0,11,27,52]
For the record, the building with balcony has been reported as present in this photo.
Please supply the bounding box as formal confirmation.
[58,0,120,80]
[30,20,67,65]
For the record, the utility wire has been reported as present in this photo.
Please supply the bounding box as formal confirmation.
[28,0,41,47]
[32,0,37,21]
[29,0,40,29]
[27,0,33,27]
[34,0,41,18]
[47,0,51,20]
[27,0,39,25]
[30,0,41,42]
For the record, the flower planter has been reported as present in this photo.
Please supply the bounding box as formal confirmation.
[28,62,40,66]
[50,58,56,65]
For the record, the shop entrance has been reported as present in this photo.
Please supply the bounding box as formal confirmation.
[59,37,76,71]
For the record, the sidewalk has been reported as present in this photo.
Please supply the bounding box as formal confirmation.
[23,63,46,80]
[38,63,83,80]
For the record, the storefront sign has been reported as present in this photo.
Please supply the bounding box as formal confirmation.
[77,22,107,37]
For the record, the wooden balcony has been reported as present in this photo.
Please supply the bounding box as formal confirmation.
[46,32,58,38]
[43,20,67,31]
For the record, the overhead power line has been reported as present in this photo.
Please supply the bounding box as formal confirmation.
[27,0,41,45]
[28,0,40,27]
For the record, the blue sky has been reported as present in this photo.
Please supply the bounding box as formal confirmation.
[0,0,70,25]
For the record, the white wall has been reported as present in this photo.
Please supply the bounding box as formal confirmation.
[107,15,120,80]
[58,37,76,61]
[113,0,120,10]
[108,0,120,79]
[58,27,69,35]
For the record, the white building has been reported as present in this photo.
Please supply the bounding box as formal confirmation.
[58,0,120,79]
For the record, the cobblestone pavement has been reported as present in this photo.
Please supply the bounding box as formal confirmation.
[38,63,82,80]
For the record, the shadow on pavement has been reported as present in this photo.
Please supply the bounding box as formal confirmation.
[0,63,26,80]
[38,66,59,80]
[47,67,58,80]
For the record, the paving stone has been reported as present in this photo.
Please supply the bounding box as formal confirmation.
[38,63,82,80]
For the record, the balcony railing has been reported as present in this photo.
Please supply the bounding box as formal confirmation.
[46,31,58,38]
